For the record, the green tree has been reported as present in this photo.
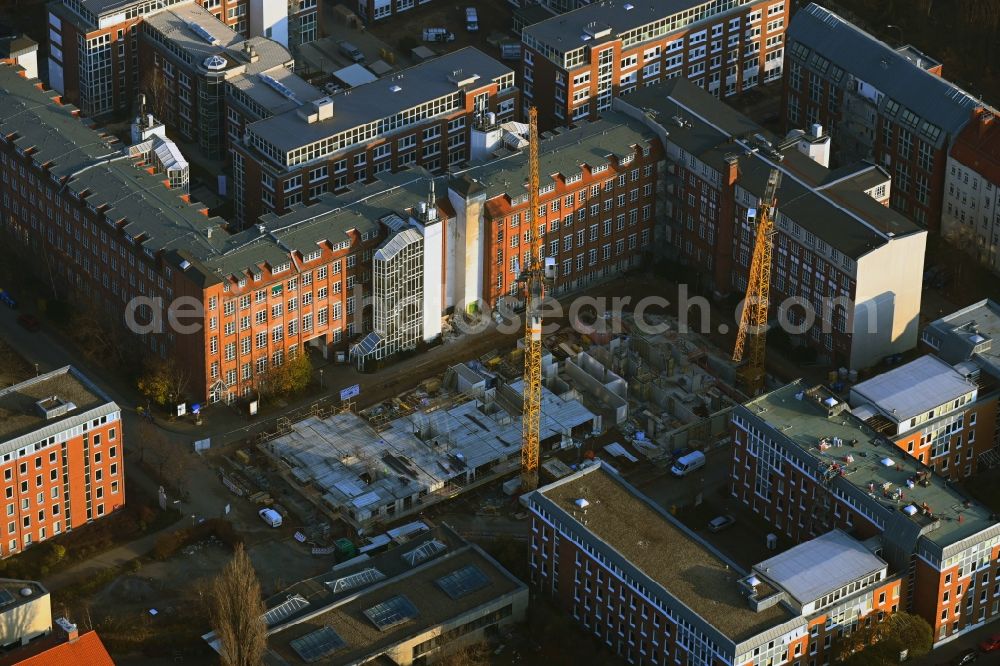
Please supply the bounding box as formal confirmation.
[137,358,190,406]
[262,352,313,397]
[834,611,932,664]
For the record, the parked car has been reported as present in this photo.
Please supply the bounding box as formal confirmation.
[465,7,479,31]
[17,314,40,332]
[0,289,16,308]
[979,634,1000,652]
[707,515,735,532]
[337,41,364,63]
[952,648,977,665]
[258,508,282,528]
[670,450,706,477]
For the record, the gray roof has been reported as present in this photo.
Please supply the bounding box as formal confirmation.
[0,34,37,59]
[924,299,1000,378]
[742,382,996,550]
[257,526,526,666]
[0,366,118,454]
[245,47,512,155]
[533,463,798,644]
[788,4,987,143]
[616,79,922,259]
[753,530,886,607]
[143,4,291,74]
[456,112,655,205]
[227,64,325,119]
[78,0,154,18]
[0,64,232,278]
[0,63,436,284]
[850,355,975,424]
[523,0,741,52]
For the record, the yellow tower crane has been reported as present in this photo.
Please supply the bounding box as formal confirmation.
[520,107,544,492]
[732,167,783,396]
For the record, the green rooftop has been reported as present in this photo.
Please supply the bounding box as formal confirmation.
[744,381,994,549]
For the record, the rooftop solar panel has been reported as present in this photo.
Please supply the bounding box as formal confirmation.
[363,595,418,631]
[435,564,490,600]
[289,626,345,662]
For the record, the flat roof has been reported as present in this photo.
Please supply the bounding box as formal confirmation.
[925,299,1000,378]
[743,382,995,548]
[264,533,524,665]
[538,465,795,641]
[615,79,923,259]
[227,65,325,117]
[0,579,47,614]
[523,0,753,52]
[333,63,377,88]
[0,367,116,446]
[788,4,990,146]
[143,4,291,74]
[143,3,243,64]
[850,355,976,424]
[246,47,512,155]
[753,530,886,607]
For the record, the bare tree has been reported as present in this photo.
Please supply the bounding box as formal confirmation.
[209,543,267,666]
[435,642,491,666]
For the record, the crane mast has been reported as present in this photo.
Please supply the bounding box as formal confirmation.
[732,168,782,397]
[520,107,543,492]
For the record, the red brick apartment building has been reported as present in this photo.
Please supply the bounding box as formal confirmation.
[922,299,1000,461]
[528,463,902,666]
[452,112,660,308]
[732,382,1000,644]
[0,60,659,403]
[614,78,925,370]
[848,355,998,481]
[138,2,292,160]
[47,0,249,117]
[0,367,123,558]
[231,47,517,225]
[942,108,1000,274]
[0,62,382,404]
[355,0,432,23]
[783,3,995,233]
[520,0,789,129]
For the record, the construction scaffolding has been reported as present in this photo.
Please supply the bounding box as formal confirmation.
[260,361,597,532]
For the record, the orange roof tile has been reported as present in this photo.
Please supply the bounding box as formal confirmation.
[16,631,114,666]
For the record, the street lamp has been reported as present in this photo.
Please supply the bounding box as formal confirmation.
[319,368,324,389]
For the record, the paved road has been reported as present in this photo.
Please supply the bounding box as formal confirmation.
[910,619,999,664]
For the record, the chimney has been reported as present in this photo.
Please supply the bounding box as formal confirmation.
[54,617,79,643]
[975,107,994,138]
[725,155,739,186]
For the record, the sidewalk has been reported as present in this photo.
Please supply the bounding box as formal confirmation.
[42,526,173,592]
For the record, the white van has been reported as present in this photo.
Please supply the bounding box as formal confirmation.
[338,41,364,63]
[259,507,283,528]
[670,450,706,477]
